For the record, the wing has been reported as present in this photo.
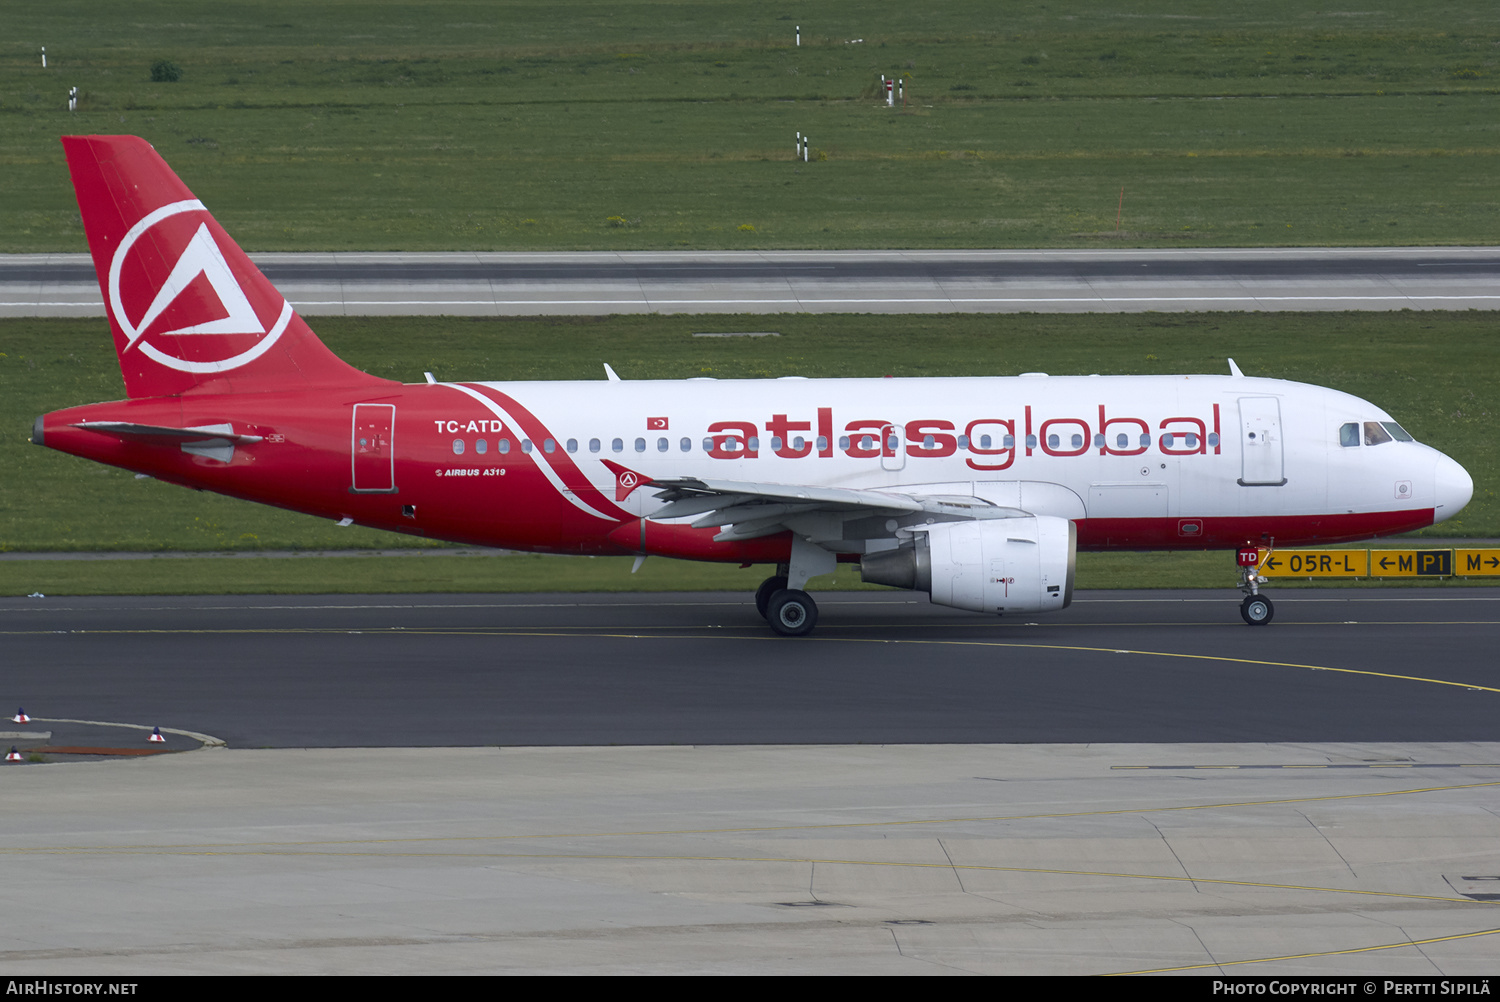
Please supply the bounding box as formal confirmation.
[648,476,1028,549]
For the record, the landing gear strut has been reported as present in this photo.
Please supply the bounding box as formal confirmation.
[1236,541,1274,626]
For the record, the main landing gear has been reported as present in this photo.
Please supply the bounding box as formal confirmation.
[1236,542,1274,626]
[755,566,820,637]
[755,540,836,637]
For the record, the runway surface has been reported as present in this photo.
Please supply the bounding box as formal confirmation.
[6,247,1500,316]
[3,588,1497,749]
[4,588,1499,975]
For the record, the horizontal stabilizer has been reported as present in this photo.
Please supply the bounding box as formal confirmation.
[72,421,264,445]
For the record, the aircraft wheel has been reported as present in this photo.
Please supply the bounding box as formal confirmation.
[1240,594,1274,626]
[754,576,789,620]
[767,589,818,637]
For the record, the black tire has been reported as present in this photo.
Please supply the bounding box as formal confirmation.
[1240,594,1274,626]
[766,589,818,636]
[754,576,789,620]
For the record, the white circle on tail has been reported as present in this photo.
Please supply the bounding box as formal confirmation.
[108,199,292,374]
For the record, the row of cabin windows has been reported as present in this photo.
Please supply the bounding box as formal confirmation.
[1339,421,1414,448]
[451,431,1219,456]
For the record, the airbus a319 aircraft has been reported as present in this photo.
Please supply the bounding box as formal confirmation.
[33,136,1474,634]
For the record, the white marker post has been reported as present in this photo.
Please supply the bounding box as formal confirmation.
[41,47,46,68]
[886,79,894,106]
[796,131,801,159]
[796,26,800,46]
[804,136,809,163]
[68,86,76,112]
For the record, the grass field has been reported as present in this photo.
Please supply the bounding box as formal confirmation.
[4,1,1499,250]
[4,310,1495,565]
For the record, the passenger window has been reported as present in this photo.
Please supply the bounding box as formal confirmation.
[770,436,784,451]
[979,435,991,449]
[1363,422,1393,446]
[923,434,935,449]
[589,438,600,453]
[1184,433,1198,448]
[657,437,668,453]
[1025,435,1037,449]
[612,438,623,453]
[634,437,646,453]
[476,439,488,455]
[498,438,511,454]
[543,439,556,453]
[702,437,714,452]
[750,437,761,451]
[1140,434,1150,447]
[566,439,577,453]
[452,439,465,455]
[680,437,691,452]
[957,435,969,449]
[1162,433,1174,448]
[1004,435,1015,449]
[521,439,533,454]
[1339,423,1360,447]
[792,436,805,451]
[1070,434,1083,449]
[1047,434,1060,449]
[839,436,850,450]
[816,436,829,451]
[1117,433,1128,448]
[1207,433,1219,447]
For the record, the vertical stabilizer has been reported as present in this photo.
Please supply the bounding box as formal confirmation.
[62,135,390,398]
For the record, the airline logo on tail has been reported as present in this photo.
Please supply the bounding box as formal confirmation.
[108,199,291,374]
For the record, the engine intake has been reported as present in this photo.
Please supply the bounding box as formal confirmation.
[860,516,1076,615]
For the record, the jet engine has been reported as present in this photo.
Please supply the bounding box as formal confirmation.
[859,516,1076,615]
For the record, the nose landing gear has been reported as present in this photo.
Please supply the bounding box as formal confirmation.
[1237,541,1274,626]
[1240,593,1274,626]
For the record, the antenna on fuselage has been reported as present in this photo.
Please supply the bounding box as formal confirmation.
[1227,358,1245,378]
[604,363,622,382]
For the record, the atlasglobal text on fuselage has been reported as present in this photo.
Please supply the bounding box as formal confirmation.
[33,136,1474,634]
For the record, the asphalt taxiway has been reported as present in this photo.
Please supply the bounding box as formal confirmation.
[3,588,1497,975]
[7,247,1500,316]
[3,589,1498,748]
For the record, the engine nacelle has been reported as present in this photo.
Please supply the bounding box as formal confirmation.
[860,516,1076,615]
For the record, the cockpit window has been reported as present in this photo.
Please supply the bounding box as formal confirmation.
[1381,421,1414,442]
[1363,421,1393,446]
[1339,423,1360,448]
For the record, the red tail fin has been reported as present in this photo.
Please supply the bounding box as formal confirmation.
[63,135,389,398]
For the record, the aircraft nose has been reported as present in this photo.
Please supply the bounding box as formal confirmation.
[1432,452,1473,524]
